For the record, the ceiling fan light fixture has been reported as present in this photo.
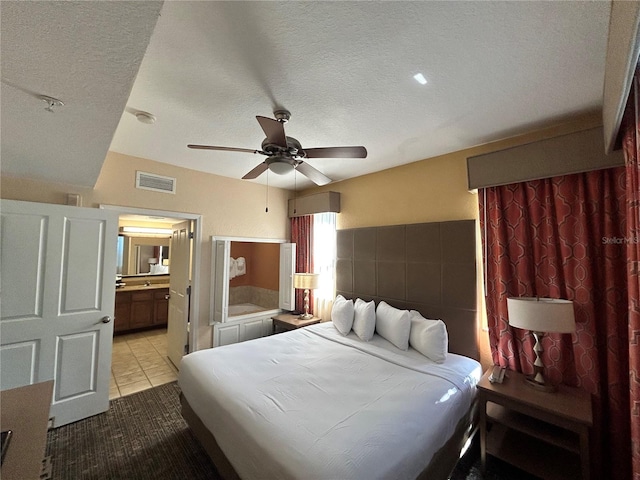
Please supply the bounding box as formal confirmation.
[188,110,362,185]
[267,158,294,175]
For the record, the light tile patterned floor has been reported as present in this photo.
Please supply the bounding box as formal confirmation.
[110,328,178,400]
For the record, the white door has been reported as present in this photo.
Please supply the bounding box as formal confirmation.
[167,220,191,369]
[211,239,230,323]
[279,242,296,310]
[0,200,117,427]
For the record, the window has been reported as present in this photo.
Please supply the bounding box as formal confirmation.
[313,213,336,317]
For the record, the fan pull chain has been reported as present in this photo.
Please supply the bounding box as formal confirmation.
[265,170,269,213]
[293,169,297,214]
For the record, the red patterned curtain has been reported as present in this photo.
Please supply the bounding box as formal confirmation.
[479,168,630,480]
[291,215,314,314]
[621,75,640,480]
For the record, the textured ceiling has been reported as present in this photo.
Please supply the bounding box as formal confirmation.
[1,1,162,187]
[2,1,611,190]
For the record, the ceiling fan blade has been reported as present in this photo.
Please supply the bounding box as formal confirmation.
[242,162,269,180]
[303,146,367,159]
[295,162,332,186]
[188,144,259,154]
[256,116,287,148]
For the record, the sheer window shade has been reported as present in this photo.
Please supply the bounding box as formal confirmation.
[313,213,336,320]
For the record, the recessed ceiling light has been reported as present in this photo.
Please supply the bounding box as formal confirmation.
[413,73,428,85]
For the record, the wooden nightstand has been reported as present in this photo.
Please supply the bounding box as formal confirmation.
[271,313,321,334]
[477,369,592,480]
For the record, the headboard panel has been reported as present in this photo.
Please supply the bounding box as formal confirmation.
[336,220,478,360]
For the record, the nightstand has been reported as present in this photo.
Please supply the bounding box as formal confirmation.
[271,313,321,334]
[477,369,592,480]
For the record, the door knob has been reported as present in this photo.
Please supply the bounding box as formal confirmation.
[165,294,171,300]
[101,316,112,324]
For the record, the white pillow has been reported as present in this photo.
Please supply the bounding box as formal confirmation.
[331,295,354,335]
[409,310,448,363]
[352,298,376,341]
[375,301,411,350]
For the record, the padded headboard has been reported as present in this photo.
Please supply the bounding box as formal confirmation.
[336,220,478,360]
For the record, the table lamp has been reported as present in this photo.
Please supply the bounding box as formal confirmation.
[293,273,320,320]
[507,297,575,392]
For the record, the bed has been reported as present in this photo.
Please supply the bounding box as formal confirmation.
[179,321,481,480]
[180,220,480,479]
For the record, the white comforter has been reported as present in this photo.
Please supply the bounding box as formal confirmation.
[179,322,482,480]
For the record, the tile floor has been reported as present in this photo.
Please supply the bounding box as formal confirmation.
[110,328,178,400]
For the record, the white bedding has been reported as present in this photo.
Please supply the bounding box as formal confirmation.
[179,322,482,480]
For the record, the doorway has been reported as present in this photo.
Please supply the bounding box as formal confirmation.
[101,205,202,398]
[110,328,174,398]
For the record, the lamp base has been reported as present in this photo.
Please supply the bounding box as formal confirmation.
[298,312,314,320]
[523,375,557,393]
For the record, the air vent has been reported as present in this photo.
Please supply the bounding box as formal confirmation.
[135,171,176,194]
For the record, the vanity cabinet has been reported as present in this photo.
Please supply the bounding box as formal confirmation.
[115,288,169,333]
[114,292,132,332]
[153,289,169,325]
[130,291,154,329]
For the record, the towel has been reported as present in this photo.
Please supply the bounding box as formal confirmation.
[236,257,246,276]
[229,257,238,279]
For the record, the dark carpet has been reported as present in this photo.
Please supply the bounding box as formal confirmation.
[46,382,535,480]
[46,382,219,480]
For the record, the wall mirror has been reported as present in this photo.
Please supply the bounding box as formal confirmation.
[118,235,171,276]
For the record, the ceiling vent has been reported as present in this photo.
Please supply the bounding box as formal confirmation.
[135,171,176,194]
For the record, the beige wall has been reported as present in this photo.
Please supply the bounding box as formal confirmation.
[307,111,602,230]
[1,151,291,349]
[306,111,602,368]
[1,113,602,360]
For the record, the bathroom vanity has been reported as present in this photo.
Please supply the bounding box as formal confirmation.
[114,276,170,333]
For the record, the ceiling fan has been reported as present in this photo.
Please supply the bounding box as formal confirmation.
[187,110,367,186]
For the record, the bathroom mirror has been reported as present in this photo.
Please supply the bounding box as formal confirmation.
[135,245,170,274]
[119,235,171,276]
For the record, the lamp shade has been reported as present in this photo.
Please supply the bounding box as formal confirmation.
[293,273,320,290]
[507,297,575,333]
[148,258,158,265]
